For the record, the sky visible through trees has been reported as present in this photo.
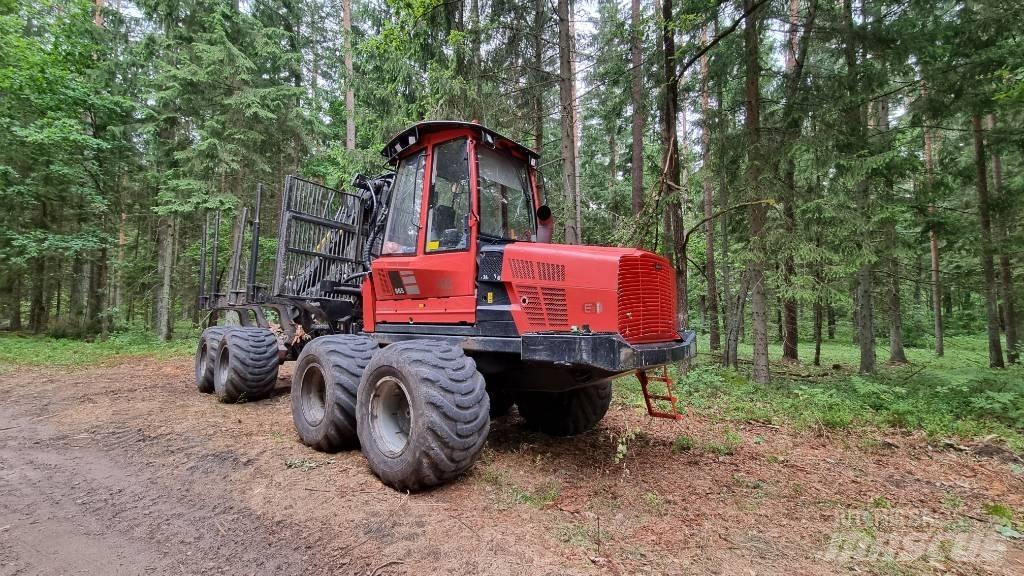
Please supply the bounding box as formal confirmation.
[1,0,1022,381]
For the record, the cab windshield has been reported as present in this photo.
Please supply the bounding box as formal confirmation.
[477,147,535,241]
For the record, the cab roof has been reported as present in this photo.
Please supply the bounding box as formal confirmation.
[382,121,539,167]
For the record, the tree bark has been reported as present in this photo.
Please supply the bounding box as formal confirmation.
[9,276,22,330]
[989,114,1018,364]
[557,0,581,244]
[661,0,686,331]
[972,115,1004,367]
[343,0,355,150]
[779,0,805,363]
[843,0,874,374]
[724,272,751,369]
[29,257,47,333]
[887,234,908,363]
[924,125,944,356]
[532,0,545,202]
[874,94,907,365]
[813,236,824,367]
[156,215,175,341]
[629,0,645,216]
[743,0,769,384]
[700,22,720,351]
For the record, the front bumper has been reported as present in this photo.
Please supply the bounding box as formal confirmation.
[520,330,697,373]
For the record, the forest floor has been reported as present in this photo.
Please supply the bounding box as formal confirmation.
[1,354,1023,576]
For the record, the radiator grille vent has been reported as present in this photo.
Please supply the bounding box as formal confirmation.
[617,254,677,343]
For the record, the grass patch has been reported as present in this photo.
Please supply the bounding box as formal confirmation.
[0,328,197,368]
[671,434,694,452]
[554,521,609,552]
[705,429,743,456]
[614,334,1024,452]
[476,464,559,509]
[640,491,665,513]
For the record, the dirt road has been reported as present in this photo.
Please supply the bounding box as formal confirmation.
[1,357,1021,575]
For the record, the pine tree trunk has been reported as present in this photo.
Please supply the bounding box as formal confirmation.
[887,233,908,364]
[743,0,769,384]
[629,0,645,217]
[9,276,22,330]
[779,0,805,364]
[717,9,732,359]
[700,23,720,351]
[532,0,545,202]
[842,0,874,374]
[29,257,47,334]
[924,125,944,356]
[557,0,581,244]
[813,301,823,367]
[972,115,1005,368]
[966,115,999,364]
[343,0,355,150]
[70,257,86,332]
[661,0,686,331]
[114,209,126,319]
[989,115,1018,364]
[156,215,175,341]
[724,273,751,369]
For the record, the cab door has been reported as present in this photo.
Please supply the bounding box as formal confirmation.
[371,134,479,325]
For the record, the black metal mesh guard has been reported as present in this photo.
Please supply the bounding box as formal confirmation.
[272,176,366,301]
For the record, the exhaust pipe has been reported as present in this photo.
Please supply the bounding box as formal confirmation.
[536,205,553,243]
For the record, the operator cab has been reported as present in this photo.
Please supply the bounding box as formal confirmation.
[381,121,542,253]
[368,121,546,326]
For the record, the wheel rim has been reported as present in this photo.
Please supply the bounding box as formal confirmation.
[300,364,327,426]
[216,344,230,392]
[369,375,412,456]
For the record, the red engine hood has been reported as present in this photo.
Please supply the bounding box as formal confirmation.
[500,243,679,343]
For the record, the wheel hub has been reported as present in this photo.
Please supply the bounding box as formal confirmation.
[370,376,412,456]
[300,364,327,426]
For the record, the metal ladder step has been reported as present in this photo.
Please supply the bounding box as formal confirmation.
[636,365,683,420]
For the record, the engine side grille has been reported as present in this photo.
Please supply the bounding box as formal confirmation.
[541,287,568,328]
[537,262,565,282]
[518,285,545,325]
[509,259,536,280]
[617,254,677,343]
[517,285,568,329]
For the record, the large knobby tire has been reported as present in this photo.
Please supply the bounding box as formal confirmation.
[214,327,281,403]
[516,382,613,436]
[357,341,489,491]
[194,326,230,393]
[291,334,376,452]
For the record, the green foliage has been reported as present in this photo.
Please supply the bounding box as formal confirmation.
[671,434,694,452]
[614,334,1024,452]
[0,328,196,368]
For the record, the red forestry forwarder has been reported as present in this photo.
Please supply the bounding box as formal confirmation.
[195,121,696,491]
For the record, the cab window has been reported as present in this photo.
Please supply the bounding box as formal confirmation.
[426,138,470,252]
[382,150,425,255]
[477,147,534,241]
